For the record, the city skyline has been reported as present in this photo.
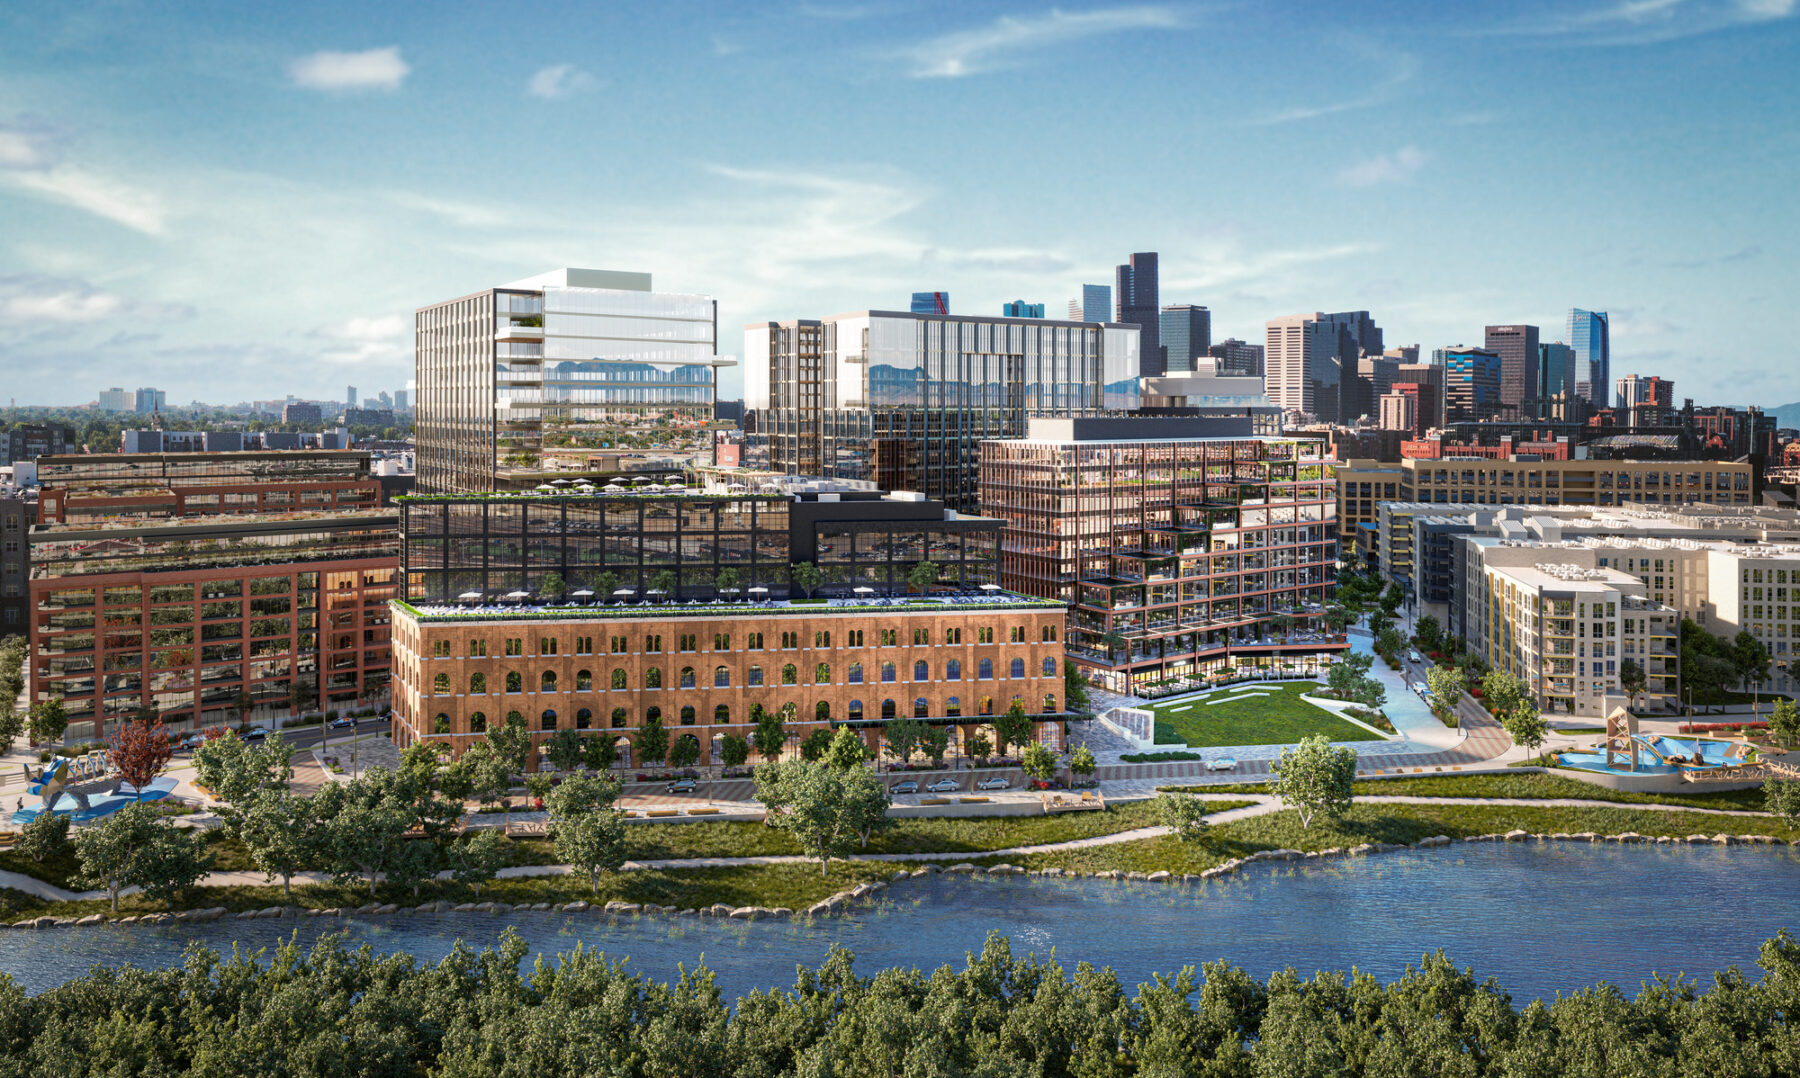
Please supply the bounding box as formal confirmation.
[2,1,1797,404]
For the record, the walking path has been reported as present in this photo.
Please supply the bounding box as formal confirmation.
[6,792,1781,905]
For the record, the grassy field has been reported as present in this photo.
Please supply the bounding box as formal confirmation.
[1162,772,1775,812]
[1150,682,1372,748]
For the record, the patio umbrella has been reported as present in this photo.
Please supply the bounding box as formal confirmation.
[456,591,482,601]
[747,586,769,594]
[854,586,875,597]
[613,587,636,596]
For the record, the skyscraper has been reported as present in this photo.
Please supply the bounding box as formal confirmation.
[346,385,358,408]
[1443,347,1503,422]
[1262,311,1382,423]
[1208,338,1264,377]
[1002,300,1046,318]
[1483,324,1540,413]
[1115,253,1160,376]
[1158,305,1211,373]
[134,388,166,414]
[1538,342,1578,419]
[911,291,950,315]
[1568,308,1610,407]
[1068,283,1111,324]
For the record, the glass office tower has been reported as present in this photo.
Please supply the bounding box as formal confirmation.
[1568,308,1610,408]
[1159,305,1212,373]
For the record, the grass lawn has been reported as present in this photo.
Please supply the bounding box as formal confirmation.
[1149,682,1373,748]
[1162,772,1775,813]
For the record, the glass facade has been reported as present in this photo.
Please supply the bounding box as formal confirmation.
[1568,308,1610,408]
[1444,348,1504,422]
[1158,305,1211,374]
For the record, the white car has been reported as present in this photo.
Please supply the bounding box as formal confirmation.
[976,776,1010,791]
[1413,682,1430,697]
[926,778,960,793]
[1408,651,1422,664]
[1206,757,1237,772]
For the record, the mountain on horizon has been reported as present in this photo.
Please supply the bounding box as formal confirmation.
[1772,403,1800,430]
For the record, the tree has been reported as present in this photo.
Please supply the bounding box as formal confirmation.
[823,726,869,771]
[1269,614,1292,641]
[73,804,215,912]
[1021,741,1060,785]
[313,776,415,895]
[720,733,751,769]
[1274,736,1357,829]
[594,570,620,604]
[1327,652,1374,698]
[994,701,1034,756]
[524,772,555,810]
[233,789,319,899]
[649,568,678,600]
[1155,793,1211,841]
[1735,631,1772,715]
[1062,660,1092,713]
[193,734,294,805]
[637,716,669,767]
[1067,743,1097,785]
[1376,625,1404,658]
[547,775,627,894]
[715,567,741,597]
[755,760,892,874]
[460,740,516,830]
[16,810,70,865]
[1323,607,1351,635]
[799,727,834,762]
[1765,780,1800,829]
[539,570,566,601]
[0,706,22,756]
[1380,582,1404,616]
[1367,611,1392,642]
[1619,658,1648,712]
[906,559,940,596]
[582,734,618,772]
[1414,614,1442,652]
[791,561,822,599]
[448,828,510,898]
[883,718,925,766]
[966,731,994,762]
[1480,669,1529,718]
[669,734,700,771]
[108,716,174,801]
[920,726,951,770]
[751,704,787,762]
[1769,697,1800,750]
[543,728,584,773]
[1427,665,1467,717]
[26,697,66,746]
[1502,700,1548,761]
[486,712,536,777]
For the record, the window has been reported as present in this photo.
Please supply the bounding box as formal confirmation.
[782,663,798,685]
[881,629,897,646]
[541,671,557,692]
[747,632,763,650]
[541,709,558,731]
[612,669,628,690]
[914,660,928,681]
[432,640,451,658]
[680,705,696,725]
[505,671,523,693]
[538,637,558,656]
[469,712,487,733]
[469,639,487,657]
[849,700,863,720]
[946,696,961,717]
[1043,658,1056,677]
[576,636,593,655]
[714,704,730,724]
[815,630,831,647]
[980,696,993,716]
[611,707,627,728]
[645,667,662,688]
[433,673,450,695]
[610,636,628,654]
[505,638,523,657]
[645,634,662,652]
[577,708,592,730]
[748,665,764,686]
[882,662,896,682]
[434,713,451,734]
[714,633,730,650]
[646,706,661,724]
[576,669,593,691]
[781,631,799,649]
[978,627,994,644]
[913,628,930,645]
[470,672,486,694]
[978,659,993,680]
[1044,694,1058,712]
[914,697,929,718]
[881,699,896,719]
[680,634,696,652]
[945,628,961,645]
[1042,625,1057,642]
[816,701,831,721]
[1010,626,1026,643]
[680,667,696,689]
[714,666,730,687]
[846,630,864,647]
[946,659,961,680]
[848,662,863,684]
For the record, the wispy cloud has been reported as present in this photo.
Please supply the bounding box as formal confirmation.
[0,117,62,169]
[527,64,598,99]
[0,274,191,324]
[311,313,409,366]
[0,119,169,235]
[1255,53,1418,124]
[289,47,410,91]
[1337,146,1428,186]
[1481,0,1794,44]
[898,5,1185,79]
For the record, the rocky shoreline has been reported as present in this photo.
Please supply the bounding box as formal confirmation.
[7,830,1795,932]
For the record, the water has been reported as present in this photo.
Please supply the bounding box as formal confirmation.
[3,843,1797,1002]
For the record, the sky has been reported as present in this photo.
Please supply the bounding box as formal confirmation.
[1,0,1797,408]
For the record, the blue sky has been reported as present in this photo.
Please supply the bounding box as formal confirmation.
[1,0,1796,407]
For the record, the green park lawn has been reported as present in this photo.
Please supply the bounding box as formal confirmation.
[1149,682,1373,748]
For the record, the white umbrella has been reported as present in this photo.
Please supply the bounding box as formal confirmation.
[854,586,875,595]
[570,588,594,597]
[980,583,1001,592]
[748,586,769,594]
[613,587,636,596]
[504,590,530,599]
[457,591,482,600]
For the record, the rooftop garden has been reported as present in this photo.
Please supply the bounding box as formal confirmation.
[394,593,1065,623]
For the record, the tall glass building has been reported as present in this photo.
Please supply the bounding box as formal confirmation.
[1115,253,1160,376]
[414,268,729,493]
[1568,308,1610,408]
[1159,305,1212,373]
[1067,283,1111,323]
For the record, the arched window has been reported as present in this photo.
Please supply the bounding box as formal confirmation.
[505,671,523,693]
[645,668,662,689]
[815,663,830,684]
[714,666,730,687]
[714,704,730,724]
[913,697,929,718]
[469,672,485,694]
[946,659,961,680]
[1043,658,1056,677]
[469,712,487,733]
[748,665,764,686]
[978,659,993,680]
[913,660,928,681]
[881,662,896,683]
[848,700,863,720]
[847,662,863,684]
[646,706,662,724]
[433,673,450,694]
[1044,694,1058,713]
[576,669,593,691]
[541,671,557,693]
[680,705,696,725]
[680,667,696,689]
[505,711,524,727]
[980,696,994,716]
[577,708,593,730]
[1010,658,1026,679]
[946,696,961,717]
[611,707,627,728]
[782,664,798,685]
[881,699,896,719]
[816,701,830,721]
[541,709,558,731]
[433,713,450,734]
[611,669,628,690]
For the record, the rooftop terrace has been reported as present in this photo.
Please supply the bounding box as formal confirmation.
[395,590,1063,624]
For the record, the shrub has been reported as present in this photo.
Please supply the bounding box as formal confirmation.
[1120,750,1203,763]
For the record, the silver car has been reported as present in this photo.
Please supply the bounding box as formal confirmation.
[890,779,919,795]
[976,776,1010,791]
[926,778,960,793]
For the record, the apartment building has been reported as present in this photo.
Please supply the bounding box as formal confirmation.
[35,451,381,524]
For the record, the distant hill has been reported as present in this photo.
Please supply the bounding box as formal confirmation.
[1772,403,1800,430]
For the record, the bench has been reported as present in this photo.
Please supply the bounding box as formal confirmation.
[644,809,679,818]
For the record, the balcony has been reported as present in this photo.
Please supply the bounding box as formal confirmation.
[496,320,544,341]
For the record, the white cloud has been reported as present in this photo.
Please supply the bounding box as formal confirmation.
[289,47,410,91]
[1255,53,1418,125]
[0,119,60,169]
[312,313,410,366]
[527,64,598,99]
[898,5,1185,78]
[1337,146,1428,186]
[2,167,168,235]
[0,274,191,325]
[1482,0,1794,43]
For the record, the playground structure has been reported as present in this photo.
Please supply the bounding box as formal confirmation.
[1560,705,1795,783]
[11,752,178,826]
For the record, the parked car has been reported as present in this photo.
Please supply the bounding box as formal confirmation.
[1206,757,1237,772]
[890,779,919,795]
[1413,682,1430,697]
[666,777,698,794]
[1408,650,1422,664]
[328,716,356,730]
[241,727,269,740]
[976,776,1010,791]
[178,733,207,750]
[926,778,960,793]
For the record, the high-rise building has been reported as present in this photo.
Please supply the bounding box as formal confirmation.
[1393,363,1446,435]
[1442,347,1503,422]
[1263,311,1382,423]
[910,291,950,315]
[134,387,166,414]
[1115,253,1160,376]
[414,267,725,493]
[1068,283,1111,324]
[1208,338,1264,378]
[1158,305,1211,373]
[346,386,358,408]
[1568,308,1610,407]
[1538,342,1577,406]
[393,389,409,410]
[1378,392,1417,435]
[96,388,132,413]
[1001,300,1045,318]
[1615,374,1675,410]
[3,424,77,466]
[282,402,322,426]
[746,310,1139,511]
[1483,324,1540,413]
